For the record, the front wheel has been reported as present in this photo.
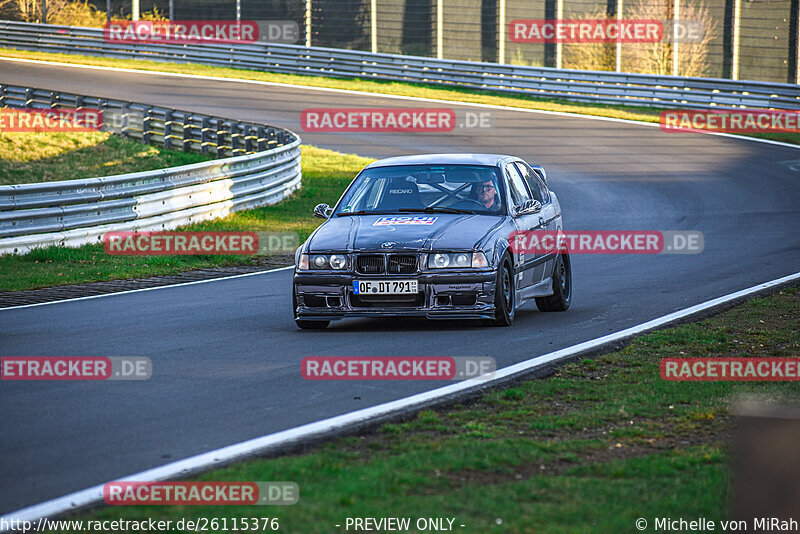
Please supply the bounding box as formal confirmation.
[536,252,572,312]
[486,256,515,327]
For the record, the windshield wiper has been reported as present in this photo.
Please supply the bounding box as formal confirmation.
[398,207,475,215]
[335,210,389,217]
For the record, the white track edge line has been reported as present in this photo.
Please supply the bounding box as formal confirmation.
[3,56,800,150]
[0,265,295,311]
[2,269,799,527]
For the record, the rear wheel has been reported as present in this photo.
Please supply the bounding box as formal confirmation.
[486,255,515,327]
[293,288,329,330]
[536,252,572,312]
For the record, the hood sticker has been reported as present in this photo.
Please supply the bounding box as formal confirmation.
[373,216,438,226]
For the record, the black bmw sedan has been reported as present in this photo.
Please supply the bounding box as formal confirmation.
[292,154,571,329]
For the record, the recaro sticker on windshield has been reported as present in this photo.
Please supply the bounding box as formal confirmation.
[373,216,439,226]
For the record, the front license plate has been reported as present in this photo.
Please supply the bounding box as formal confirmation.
[353,280,418,295]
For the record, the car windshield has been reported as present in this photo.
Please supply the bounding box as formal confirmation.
[333,164,506,216]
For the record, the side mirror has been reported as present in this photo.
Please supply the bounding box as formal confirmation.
[313,203,332,219]
[515,199,542,216]
[530,164,547,184]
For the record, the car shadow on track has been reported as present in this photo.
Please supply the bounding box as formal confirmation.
[297,309,544,333]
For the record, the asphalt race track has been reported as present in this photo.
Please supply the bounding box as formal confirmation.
[2,59,800,513]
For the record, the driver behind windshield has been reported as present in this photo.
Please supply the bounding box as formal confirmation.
[471,179,502,212]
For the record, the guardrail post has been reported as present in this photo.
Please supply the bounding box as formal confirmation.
[121,103,130,138]
[215,119,226,158]
[75,95,84,112]
[164,110,172,150]
[25,88,34,108]
[244,126,254,153]
[142,107,152,145]
[99,99,109,133]
[49,91,58,109]
[256,126,267,151]
[231,122,241,155]
[0,85,6,107]
[201,117,210,154]
[183,115,192,152]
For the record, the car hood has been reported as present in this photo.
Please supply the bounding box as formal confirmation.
[307,213,504,252]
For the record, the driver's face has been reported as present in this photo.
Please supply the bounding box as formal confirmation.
[477,181,496,206]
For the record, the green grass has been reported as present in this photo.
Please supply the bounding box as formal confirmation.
[3,47,799,146]
[0,130,211,185]
[0,145,372,292]
[54,286,800,533]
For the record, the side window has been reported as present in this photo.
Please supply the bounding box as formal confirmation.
[504,163,531,206]
[515,162,549,203]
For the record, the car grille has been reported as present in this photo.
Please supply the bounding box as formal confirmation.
[355,254,418,275]
[388,255,417,274]
[356,254,385,274]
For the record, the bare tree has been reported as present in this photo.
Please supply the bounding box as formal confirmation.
[0,0,41,22]
[562,0,719,77]
[624,0,719,77]
[562,7,616,72]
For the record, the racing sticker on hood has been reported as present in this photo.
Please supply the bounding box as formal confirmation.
[373,216,438,226]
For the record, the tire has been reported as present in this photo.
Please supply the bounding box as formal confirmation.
[536,251,572,312]
[293,287,329,330]
[486,255,515,327]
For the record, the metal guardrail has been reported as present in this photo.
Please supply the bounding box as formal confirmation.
[0,83,301,255]
[1,20,799,109]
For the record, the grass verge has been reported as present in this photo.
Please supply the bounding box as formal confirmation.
[55,286,800,533]
[0,130,211,185]
[3,48,799,146]
[0,145,371,292]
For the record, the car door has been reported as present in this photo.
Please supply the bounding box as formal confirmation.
[515,161,558,280]
[503,162,539,289]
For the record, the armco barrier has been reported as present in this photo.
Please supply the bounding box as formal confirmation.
[0,83,301,254]
[1,20,799,109]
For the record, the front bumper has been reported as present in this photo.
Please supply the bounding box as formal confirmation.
[293,270,497,321]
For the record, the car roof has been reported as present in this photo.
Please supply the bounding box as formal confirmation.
[364,153,517,169]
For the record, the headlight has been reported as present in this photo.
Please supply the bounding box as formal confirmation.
[298,254,348,270]
[329,254,347,269]
[428,252,489,269]
[430,253,450,268]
